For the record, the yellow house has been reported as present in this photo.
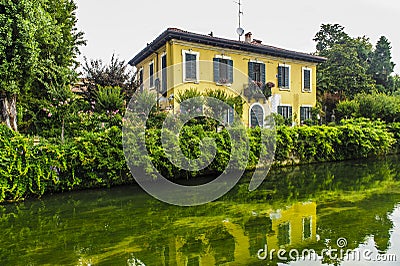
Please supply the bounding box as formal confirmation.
[128,28,326,126]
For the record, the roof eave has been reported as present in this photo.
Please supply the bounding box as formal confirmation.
[129,29,327,66]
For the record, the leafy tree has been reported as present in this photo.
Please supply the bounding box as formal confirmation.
[392,75,400,95]
[313,23,350,53]
[0,0,41,131]
[0,0,85,132]
[317,40,375,98]
[353,36,373,63]
[83,54,137,102]
[204,89,244,118]
[335,93,400,122]
[25,0,85,134]
[314,24,375,99]
[368,36,396,91]
[94,86,124,114]
[44,84,77,143]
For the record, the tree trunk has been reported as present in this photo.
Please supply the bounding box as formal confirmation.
[1,94,18,132]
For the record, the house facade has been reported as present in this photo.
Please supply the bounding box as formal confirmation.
[129,28,326,127]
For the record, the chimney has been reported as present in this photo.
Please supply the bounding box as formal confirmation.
[245,32,252,43]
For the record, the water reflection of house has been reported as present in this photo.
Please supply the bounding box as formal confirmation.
[268,202,316,250]
[160,202,316,265]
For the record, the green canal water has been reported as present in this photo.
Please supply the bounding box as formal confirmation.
[1,156,400,265]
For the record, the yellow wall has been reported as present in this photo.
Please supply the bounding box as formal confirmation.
[135,39,318,126]
[135,43,167,91]
[267,202,317,250]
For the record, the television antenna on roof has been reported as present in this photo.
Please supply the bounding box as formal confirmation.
[234,0,244,41]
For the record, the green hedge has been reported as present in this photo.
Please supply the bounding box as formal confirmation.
[388,122,400,152]
[0,119,398,203]
[275,119,395,165]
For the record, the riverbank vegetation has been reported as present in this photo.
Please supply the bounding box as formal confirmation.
[1,118,399,203]
[1,3,400,203]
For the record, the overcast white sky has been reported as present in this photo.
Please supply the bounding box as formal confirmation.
[75,0,400,73]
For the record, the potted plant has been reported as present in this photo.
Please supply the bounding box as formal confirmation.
[263,82,275,98]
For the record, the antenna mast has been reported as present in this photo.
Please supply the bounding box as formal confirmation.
[235,0,244,41]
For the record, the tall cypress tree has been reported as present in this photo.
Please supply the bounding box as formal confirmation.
[368,36,395,90]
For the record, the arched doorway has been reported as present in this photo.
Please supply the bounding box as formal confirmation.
[249,103,264,128]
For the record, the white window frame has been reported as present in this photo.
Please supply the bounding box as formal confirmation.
[300,105,313,121]
[250,60,265,83]
[249,59,263,64]
[302,67,312,93]
[182,50,200,83]
[215,55,232,60]
[249,103,265,128]
[214,55,233,86]
[278,104,292,120]
[278,64,291,90]
[149,60,155,89]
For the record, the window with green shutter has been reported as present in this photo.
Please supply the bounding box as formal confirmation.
[300,106,312,122]
[278,65,290,89]
[248,62,266,84]
[278,222,291,246]
[278,105,292,120]
[139,68,143,92]
[303,217,312,240]
[161,54,167,95]
[214,58,233,84]
[185,53,197,81]
[149,62,154,88]
[303,68,311,92]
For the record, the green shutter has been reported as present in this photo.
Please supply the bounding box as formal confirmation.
[186,54,196,80]
[139,69,143,92]
[248,62,254,82]
[303,69,311,90]
[300,107,305,121]
[278,106,283,116]
[149,64,154,87]
[213,58,220,83]
[284,67,289,88]
[161,55,167,95]
[278,66,283,87]
[228,60,234,84]
[261,63,266,84]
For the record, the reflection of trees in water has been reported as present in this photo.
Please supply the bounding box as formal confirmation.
[318,194,398,253]
[244,216,273,256]
[208,226,235,264]
[227,156,400,206]
[177,225,235,265]
[0,156,400,264]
